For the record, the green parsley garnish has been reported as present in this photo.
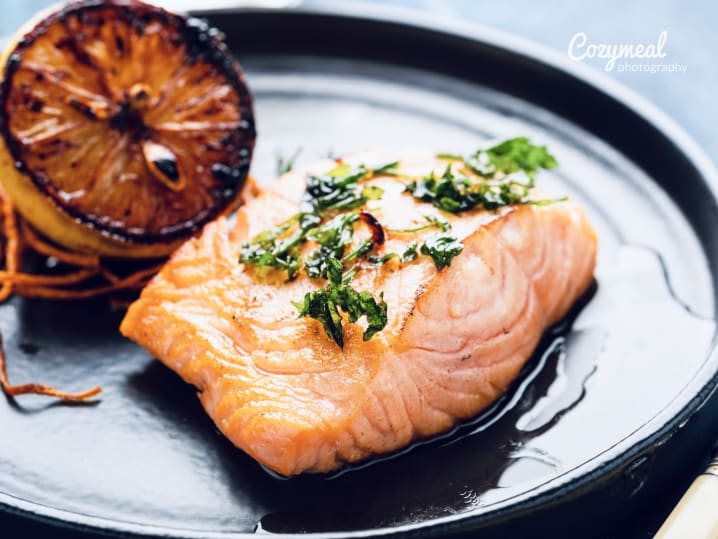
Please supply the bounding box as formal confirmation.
[372,160,400,176]
[275,147,302,176]
[420,233,464,270]
[343,239,375,263]
[240,162,391,346]
[302,163,385,214]
[408,137,558,213]
[465,136,558,180]
[367,240,419,266]
[240,162,387,281]
[368,253,398,266]
[402,241,419,263]
[389,214,451,234]
[238,215,305,280]
[304,213,359,279]
[241,137,561,347]
[406,164,529,213]
[293,258,388,348]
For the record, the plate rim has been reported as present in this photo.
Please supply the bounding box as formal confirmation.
[2,2,718,537]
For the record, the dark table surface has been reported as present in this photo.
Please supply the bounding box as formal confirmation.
[0,0,716,537]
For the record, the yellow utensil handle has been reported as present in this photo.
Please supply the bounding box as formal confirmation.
[655,456,718,539]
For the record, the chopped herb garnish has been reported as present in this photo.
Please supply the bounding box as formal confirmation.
[304,213,359,279]
[389,214,451,234]
[302,164,385,214]
[242,137,561,347]
[239,215,304,280]
[410,137,558,214]
[240,160,388,281]
[402,241,419,262]
[361,185,385,201]
[307,212,358,246]
[275,147,302,176]
[528,196,569,206]
[372,160,400,175]
[425,215,451,232]
[421,233,463,270]
[299,212,323,230]
[435,152,463,161]
[464,137,557,181]
[304,246,333,279]
[325,162,351,177]
[406,164,533,213]
[343,239,375,263]
[367,241,420,266]
[293,258,388,347]
[369,252,398,266]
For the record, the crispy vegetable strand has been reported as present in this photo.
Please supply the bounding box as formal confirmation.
[21,222,100,268]
[0,193,19,303]
[0,331,101,401]
[0,186,168,402]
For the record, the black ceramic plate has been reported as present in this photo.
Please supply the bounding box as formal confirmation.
[2,3,718,538]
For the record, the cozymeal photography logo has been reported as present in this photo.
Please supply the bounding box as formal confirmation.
[568,31,688,73]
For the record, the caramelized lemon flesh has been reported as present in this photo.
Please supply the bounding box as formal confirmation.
[0,0,255,258]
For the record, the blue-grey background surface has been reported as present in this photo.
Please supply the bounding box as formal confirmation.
[0,0,715,537]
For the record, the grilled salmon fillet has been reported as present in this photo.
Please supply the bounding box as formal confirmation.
[121,150,597,476]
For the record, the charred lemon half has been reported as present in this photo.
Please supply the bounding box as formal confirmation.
[0,0,255,258]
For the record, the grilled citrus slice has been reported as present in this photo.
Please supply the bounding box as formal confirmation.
[0,0,255,258]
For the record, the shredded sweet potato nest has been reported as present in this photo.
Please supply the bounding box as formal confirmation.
[0,185,165,400]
